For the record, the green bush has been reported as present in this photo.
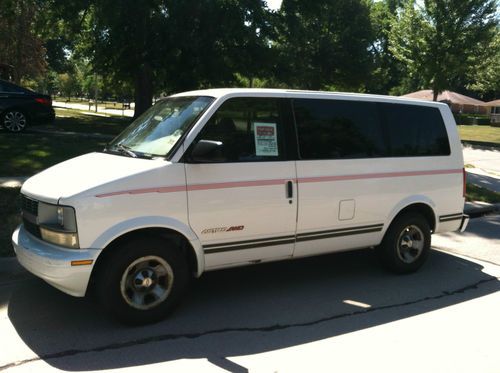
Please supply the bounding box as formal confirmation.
[454,114,491,126]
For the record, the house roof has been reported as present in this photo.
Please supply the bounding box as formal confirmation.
[401,90,485,106]
[484,99,500,107]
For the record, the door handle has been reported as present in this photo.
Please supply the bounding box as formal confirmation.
[286,180,293,199]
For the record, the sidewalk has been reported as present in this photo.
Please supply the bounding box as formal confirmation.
[0,176,29,188]
[54,100,134,117]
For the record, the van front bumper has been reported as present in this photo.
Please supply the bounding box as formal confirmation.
[12,225,99,297]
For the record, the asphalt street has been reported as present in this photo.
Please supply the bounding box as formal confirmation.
[0,214,499,372]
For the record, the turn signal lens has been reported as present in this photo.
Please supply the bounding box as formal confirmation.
[40,227,79,249]
[71,260,93,266]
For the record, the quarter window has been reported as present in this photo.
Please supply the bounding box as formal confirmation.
[380,103,450,156]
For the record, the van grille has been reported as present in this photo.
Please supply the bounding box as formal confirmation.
[23,218,41,238]
[21,194,41,238]
[21,195,38,216]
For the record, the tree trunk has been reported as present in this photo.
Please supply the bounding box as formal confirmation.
[133,63,153,118]
[432,89,438,101]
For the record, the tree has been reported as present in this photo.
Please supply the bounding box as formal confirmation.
[274,0,373,91]
[0,0,47,83]
[57,72,81,100]
[467,28,500,100]
[48,0,273,116]
[365,0,406,95]
[152,0,274,92]
[389,0,498,100]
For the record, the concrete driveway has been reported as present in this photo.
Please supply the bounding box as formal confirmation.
[0,214,499,372]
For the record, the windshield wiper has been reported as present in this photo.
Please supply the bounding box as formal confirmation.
[115,143,138,158]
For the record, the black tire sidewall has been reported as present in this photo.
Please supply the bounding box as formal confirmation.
[98,237,190,324]
[378,213,431,273]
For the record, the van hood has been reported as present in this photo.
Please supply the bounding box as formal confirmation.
[21,152,167,204]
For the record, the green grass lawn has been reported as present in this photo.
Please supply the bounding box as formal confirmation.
[465,183,500,203]
[0,132,107,176]
[1,108,129,176]
[38,108,131,136]
[0,187,21,257]
[458,125,500,145]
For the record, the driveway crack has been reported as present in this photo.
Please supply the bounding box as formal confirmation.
[0,277,497,371]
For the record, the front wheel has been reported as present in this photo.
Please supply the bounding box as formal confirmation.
[377,213,431,273]
[97,237,190,324]
[3,110,28,132]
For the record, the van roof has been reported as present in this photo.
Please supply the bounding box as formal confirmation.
[170,88,448,108]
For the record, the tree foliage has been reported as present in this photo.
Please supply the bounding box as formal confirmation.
[0,0,47,83]
[1,0,498,112]
[389,0,498,100]
[467,28,500,99]
[274,0,374,91]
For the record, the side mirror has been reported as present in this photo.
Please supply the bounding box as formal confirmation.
[189,140,224,163]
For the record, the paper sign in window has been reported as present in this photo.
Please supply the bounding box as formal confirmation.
[254,122,278,156]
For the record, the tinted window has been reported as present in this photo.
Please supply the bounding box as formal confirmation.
[294,99,387,159]
[294,99,451,160]
[192,98,286,162]
[380,103,450,156]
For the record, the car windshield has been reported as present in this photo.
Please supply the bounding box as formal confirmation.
[106,96,214,158]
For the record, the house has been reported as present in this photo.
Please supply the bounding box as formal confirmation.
[401,90,487,115]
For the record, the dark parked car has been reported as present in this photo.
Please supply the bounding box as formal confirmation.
[0,79,55,132]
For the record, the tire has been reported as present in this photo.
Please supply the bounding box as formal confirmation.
[96,236,190,325]
[377,212,431,274]
[3,110,28,132]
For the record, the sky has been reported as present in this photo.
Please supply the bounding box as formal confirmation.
[266,0,283,10]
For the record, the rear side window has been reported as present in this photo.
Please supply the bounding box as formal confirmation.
[380,103,450,156]
[294,98,450,160]
[294,99,387,159]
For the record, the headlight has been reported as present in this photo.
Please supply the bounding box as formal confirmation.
[37,202,79,249]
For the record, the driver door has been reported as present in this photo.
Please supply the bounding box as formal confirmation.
[184,97,297,269]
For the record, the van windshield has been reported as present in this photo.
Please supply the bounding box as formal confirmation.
[106,96,214,158]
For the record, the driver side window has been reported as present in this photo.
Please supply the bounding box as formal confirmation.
[192,97,286,162]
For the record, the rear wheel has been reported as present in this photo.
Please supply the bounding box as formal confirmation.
[97,237,190,324]
[3,110,27,132]
[377,212,431,273]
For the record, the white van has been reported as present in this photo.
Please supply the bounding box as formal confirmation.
[12,89,468,324]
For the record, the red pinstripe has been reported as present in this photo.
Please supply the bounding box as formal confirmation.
[95,168,462,198]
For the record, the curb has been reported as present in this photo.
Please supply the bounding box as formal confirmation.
[464,201,500,218]
[462,141,500,151]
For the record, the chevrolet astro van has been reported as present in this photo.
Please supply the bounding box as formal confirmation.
[12,89,469,324]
